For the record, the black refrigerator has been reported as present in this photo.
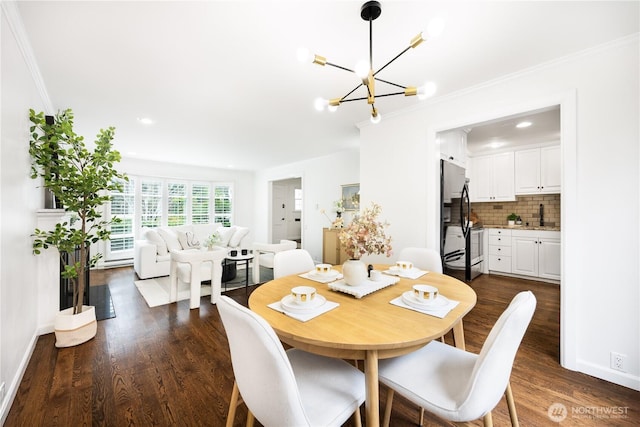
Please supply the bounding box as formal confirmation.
[440,159,484,281]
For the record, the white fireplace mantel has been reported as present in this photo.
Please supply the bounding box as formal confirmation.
[35,209,67,334]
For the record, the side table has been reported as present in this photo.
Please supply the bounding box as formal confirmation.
[223,252,254,295]
[169,248,225,309]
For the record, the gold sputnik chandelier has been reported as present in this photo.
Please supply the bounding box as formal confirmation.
[298,1,443,124]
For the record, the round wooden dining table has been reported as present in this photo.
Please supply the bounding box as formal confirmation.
[248,264,477,427]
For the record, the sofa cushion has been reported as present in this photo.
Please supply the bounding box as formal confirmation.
[144,228,168,256]
[158,227,182,252]
[218,226,237,247]
[177,230,201,249]
[229,226,249,247]
[192,223,220,245]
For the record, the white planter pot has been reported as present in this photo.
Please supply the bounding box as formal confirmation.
[342,259,367,286]
[54,305,97,348]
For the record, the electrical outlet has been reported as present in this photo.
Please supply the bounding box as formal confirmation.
[610,352,626,372]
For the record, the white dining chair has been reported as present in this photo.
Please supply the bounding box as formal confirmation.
[273,248,315,279]
[217,296,365,427]
[378,290,536,427]
[397,247,443,273]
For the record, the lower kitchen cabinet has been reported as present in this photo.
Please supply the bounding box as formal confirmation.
[512,229,561,281]
[488,228,512,273]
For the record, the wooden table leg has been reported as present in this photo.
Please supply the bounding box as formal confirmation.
[452,319,466,350]
[365,349,380,427]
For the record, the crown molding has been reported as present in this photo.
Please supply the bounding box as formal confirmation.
[2,1,54,113]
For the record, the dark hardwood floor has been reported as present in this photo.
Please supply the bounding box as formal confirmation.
[5,268,639,426]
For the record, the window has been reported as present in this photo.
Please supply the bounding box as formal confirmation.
[108,177,135,258]
[105,177,234,262]
[141,180,162,228]
[192,184,210,224]
[214,185,232,226]
[167,182,187,226]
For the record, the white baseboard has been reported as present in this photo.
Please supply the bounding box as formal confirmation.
[0,331,39,424]
[576,359,640,391]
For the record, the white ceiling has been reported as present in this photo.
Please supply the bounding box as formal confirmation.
[16,1,639,171]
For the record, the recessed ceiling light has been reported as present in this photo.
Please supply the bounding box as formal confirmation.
[516,121,532,128]
[486,141,506,149]
[137,117,154,125]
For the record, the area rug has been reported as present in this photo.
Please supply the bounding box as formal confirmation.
[134,276,212,308]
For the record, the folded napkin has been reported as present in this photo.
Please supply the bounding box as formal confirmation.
[389,295,459,318]
[384,268,428,280]
[328,276,400,299]
[267,300,339,322]
[298,270,343,284]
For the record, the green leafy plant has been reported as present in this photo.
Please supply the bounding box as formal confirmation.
[29,108,128,315]
[507,213,518,221]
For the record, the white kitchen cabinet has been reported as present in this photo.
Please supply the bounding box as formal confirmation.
[488,228,512,273]
[511,229,561,281]
[515,146,561,194]
[469,152,515,202]
[438,128,468,168]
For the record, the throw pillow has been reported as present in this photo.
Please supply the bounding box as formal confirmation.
[157,227,182,252]
[218,226,237,247]
[144,228,168,256]
[177,230,201,249]
[228,226,249,248]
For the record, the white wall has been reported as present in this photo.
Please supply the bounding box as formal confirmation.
[0,4,51,421]
[254,148,359,263]
[359,35,639,390]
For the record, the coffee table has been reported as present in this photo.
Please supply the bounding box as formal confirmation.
[223,252,254,294]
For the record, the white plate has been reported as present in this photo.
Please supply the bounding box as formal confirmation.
[401,291,448,309]
[387,266,417,275]
[281,294,327,314]
[308,269,340,280]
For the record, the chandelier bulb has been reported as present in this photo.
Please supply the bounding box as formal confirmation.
[370,112,382,124]
[354,60,370,80]
[314,97,328,111]
[426,15,446,38]
[296,48,313,63]
[417,82,437,100]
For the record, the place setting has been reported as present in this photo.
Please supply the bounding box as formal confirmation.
[267,285,339,322]
[298,263,343,283]
[390,283,459,318]
[384,260,430,280]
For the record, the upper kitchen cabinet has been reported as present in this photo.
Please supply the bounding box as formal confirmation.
[438,128,468,168]
[515,146,561,194]
[469,152,515,202]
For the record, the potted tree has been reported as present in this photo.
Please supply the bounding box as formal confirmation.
[29,108,128,347]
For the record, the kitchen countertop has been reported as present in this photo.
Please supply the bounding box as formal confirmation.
[483,224,561,231]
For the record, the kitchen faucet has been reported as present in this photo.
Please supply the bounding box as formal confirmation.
[540,204,544,226]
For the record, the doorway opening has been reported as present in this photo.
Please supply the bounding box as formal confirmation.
[270,177,302,247]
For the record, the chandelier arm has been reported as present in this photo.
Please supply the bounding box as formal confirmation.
[326,62,356,73]
[341,96,369,103]
[373,91,406,98]
[373,77,406,89]
[373,46,411,77]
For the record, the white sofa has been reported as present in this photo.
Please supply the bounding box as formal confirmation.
[134,224,250,279]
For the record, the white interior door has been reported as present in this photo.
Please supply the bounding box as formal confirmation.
[272,184,287,242]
